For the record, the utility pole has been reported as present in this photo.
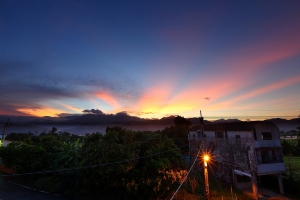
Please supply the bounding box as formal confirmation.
[199,110,205,148]
[200,110,210,200]
[199,110,204,134]
[2,118,9,145]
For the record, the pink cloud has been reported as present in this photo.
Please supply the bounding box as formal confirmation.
[96,92,119,108]
[209,75,300,111]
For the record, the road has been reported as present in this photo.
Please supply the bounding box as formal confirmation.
[0,179,65,200]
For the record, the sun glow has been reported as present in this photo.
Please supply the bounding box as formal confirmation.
[17,107,62,117]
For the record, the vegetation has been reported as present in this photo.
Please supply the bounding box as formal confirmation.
[283,156,300,197]
[0,127,186,199]
[159,115,192,154]
[279,127,300,197]
[281,127,300,156]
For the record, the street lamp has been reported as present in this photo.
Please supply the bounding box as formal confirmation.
[203,154,210,200]
[203,155,210,167]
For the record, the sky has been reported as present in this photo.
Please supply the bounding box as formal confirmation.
[0,0,300,121]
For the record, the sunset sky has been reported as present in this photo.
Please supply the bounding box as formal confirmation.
[1,1,300,120]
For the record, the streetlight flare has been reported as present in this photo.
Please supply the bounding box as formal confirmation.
[203,154,210,167]
[203,155,210,162]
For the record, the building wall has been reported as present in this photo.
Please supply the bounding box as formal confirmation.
[254,123,280,141]
[189,130,254,184]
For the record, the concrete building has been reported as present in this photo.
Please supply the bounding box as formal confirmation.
[188,121,285,199]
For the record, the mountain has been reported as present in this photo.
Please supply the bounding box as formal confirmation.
[265,118,300,131]
[1,114,299,132]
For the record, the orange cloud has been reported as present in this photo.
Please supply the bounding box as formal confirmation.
[17,107,62,117]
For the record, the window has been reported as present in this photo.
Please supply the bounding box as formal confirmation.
[236,135,241,149]
[197,130,201,138]
[262,132,272,140]
[261,150,270,163]
[215,131,224,138]
[253,129,257,140]
[258,148,283,164]
[272,150,277,162]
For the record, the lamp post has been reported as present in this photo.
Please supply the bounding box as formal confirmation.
[203,154,210,200]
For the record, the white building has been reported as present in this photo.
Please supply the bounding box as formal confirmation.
[188,121,285,199]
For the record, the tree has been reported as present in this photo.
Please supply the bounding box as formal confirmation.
[51,127,57,134]
[0,128,187,199]
[296,127,300,149]
[174,115,192,127]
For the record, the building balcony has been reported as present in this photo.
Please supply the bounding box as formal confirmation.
[257,162,285,175]
[254,139,281,148]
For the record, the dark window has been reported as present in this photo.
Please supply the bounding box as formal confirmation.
[225,131,228,139]
[197,130,201,138]
[262,132,272,140]
[253,128,257,140]
[215,131,224,138]
[261,150,270,163]
[260,149,283,164]
[235,135,241,149]
[272,150,277,162]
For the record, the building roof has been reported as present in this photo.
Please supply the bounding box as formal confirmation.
[189,121,277,132]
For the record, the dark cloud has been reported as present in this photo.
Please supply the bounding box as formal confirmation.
[57,113,82,118]
[0,59,142,99]
[0,59,143,116]
[115,111,128,116]
[82,109,104,115]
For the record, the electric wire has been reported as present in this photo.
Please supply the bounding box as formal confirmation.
[208,163,225,197]
[0,144,189,177]
[169,146,202,200]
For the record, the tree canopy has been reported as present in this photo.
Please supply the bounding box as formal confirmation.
[0,127,187,199]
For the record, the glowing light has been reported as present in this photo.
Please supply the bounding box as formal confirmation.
[203,155,210,162]
[203,154,210,167]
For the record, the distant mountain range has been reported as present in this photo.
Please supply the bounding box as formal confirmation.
[1,114,299,131]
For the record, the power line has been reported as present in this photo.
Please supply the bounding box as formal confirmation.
[0,144,189,177]
[208,164,225,197]
[170,146,201,200]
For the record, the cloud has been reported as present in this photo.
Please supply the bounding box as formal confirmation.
[82,109,104,115]
[96,92,119,107]
[0,58,143,117]
[205,75,300,115]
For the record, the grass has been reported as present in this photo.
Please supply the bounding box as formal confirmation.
[284,156,300,166]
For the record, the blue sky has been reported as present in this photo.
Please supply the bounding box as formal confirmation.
[1,0,300,120]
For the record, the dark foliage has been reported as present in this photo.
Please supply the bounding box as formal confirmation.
[0,127,187,199]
